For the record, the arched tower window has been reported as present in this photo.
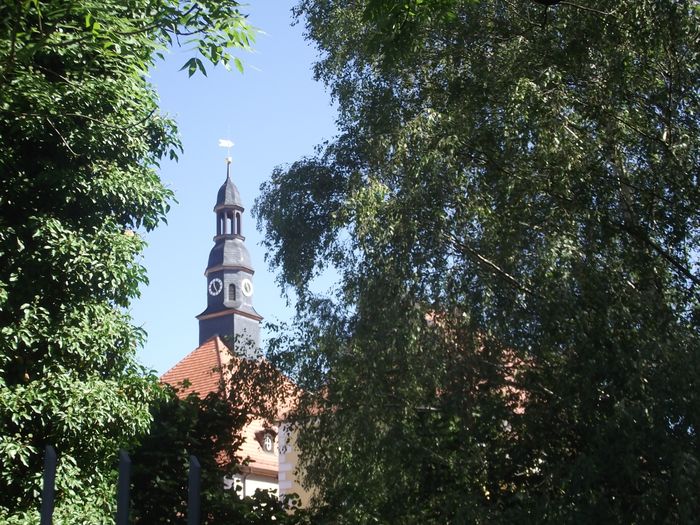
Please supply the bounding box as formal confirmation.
[236,213,241,236]
[217,213,224,235]
[227,212,234,235]
[228,283,236,301]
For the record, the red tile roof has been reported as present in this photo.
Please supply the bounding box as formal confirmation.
[160,336,224,397]
[160,336,282,478]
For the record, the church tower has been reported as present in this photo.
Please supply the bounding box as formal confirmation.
[196,159,262,356]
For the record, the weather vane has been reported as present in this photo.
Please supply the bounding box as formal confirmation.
[218,138,234,159]
[218,138,234,177]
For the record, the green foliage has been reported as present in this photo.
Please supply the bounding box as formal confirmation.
[0,0,254,521]
[131,384,298,524]
[256,0,700,522]
[256,154,349,295]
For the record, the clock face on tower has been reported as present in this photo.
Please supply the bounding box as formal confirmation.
[241,278,254,297]
[208,278,223,296]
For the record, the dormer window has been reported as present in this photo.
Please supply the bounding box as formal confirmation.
[263,433,274,452]
[254,429,277,454]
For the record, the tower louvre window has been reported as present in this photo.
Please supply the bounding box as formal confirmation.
[229,283,236,301]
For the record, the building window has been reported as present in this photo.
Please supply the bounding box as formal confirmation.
[235,213,241,235]
[229,283,236,301]
[255,429,277,454]
[262,433,274,453]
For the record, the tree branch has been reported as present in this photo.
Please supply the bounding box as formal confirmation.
[448,234,539,298]
[559,2,616,17]
[46,117,77,157]
[3,108,157,132]
[617,222,700,290]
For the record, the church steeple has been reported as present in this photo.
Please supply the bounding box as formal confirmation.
[215,160,244,239]
[196,157,262,356]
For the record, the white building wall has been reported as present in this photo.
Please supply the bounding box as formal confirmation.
[225,474,278,498]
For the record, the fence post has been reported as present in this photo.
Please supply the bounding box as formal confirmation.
[40,445,57,525]
[116,450,131,525]
[188,455,201,525]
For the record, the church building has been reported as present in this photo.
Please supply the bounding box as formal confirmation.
[160,158,286,498]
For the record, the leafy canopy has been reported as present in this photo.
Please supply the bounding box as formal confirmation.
[256,0,700,522]
[0,0,254,522]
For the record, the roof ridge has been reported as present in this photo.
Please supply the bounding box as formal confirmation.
[160,339,215,378]
[160,336,225,397]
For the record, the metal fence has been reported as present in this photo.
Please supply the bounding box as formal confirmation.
[39,445,202,525]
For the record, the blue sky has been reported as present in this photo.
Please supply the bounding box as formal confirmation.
[131,1,337,374]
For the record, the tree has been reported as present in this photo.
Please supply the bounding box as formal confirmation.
[130,384,298,524]
[0,0,254,522]
[255,0,700,522]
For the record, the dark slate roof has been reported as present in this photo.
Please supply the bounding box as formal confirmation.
[207,238,253,270]
[215,175,243,209]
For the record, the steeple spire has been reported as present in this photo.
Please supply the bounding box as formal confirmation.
[196,146,262,355]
